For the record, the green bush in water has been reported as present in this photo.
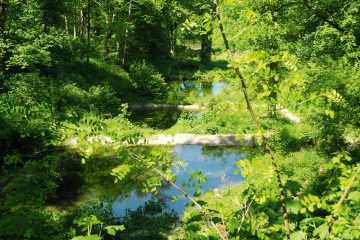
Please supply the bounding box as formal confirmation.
[129,61,168,100]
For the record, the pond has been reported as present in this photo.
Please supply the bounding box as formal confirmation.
[128,108,181,129]
[51,145,246,218]
[128,80,227,129]
[169,80,227,98]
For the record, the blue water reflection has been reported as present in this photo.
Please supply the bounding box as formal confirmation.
[112,145,245,217]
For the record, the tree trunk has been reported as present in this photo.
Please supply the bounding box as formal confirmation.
[80,8,85,37]
[104,29,111,61]
[87,0,90,65]
[213,0,291,238]
[73,25,77,38]
[169,23,176,55]
[103,11,115,61]
[200,4,215,64]
[0,0,5,32]
[64,14,68,33]
[122,0,134,67]
[200,32,212,64]
[0,0,5,73]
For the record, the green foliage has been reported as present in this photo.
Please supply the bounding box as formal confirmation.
[0,0,360,239]
[1,0,67,70]
[129,61,168,100]
[118,200,178,240]
[68,59,133,98]
[268,123,316,153]
[72,214,125,239]
[0,72,129,157]
[69,201,125,239]
[0,155,63,239]
[111,164,132,183]
[175,148,354,239]
[86,85,122,114]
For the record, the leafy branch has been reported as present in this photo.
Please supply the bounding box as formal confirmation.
[128,151,229,240]
[326,174,358,240]
[213,0,291,238]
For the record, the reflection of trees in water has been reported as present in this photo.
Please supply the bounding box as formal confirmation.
[201,146,229,164]
[54,153,86,203]
[201,81,213,97]
[53,145,248,224]
[172,81,214,98]
[201,146,250,164]
[129,109,181,129]
[169,81,227,102]
[154,181,174,202]
[118,199,178,240]
[201,146,250,166]
[178,81,200,92]
[54,147,174,208]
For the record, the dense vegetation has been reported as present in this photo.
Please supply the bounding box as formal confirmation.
[0,0,359,239]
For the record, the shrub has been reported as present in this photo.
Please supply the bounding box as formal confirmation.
[129,61,168,100]
[87,85,122,114]
[268,123,316,153]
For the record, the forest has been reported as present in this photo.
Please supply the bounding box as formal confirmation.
[0,0,359,239]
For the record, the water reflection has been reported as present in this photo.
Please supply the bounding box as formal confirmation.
[128,81,227,129]
[114,145,245,217]
[128,108,181,129]
[170,80,227,98]
[52,146,246,217]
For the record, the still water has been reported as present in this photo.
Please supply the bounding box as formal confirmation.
[54,145,246,217]
[112,145,245,217]
[128,81,227,129]
[128,108,181,129]
[169,80,227,98]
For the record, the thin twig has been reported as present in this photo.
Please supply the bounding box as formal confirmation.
[238,197,254,233]
[221,211,229,238]
[326,175,358,240]
[339,213,360,240]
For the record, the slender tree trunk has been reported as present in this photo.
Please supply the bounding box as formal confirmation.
[73,25,77,38]
[213,0,290,238]
[0,0,5,73]
[0,0,5,32]
[103,11,115,61]
[122,0,134,67]
[104,29,111,61]
[116,41,120,57]
[169,24,176,55]
[64,14,68,33]
[80,8,85,37]
[200,5,215,64]
[73,4,77,38]
[87,0,91,65]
